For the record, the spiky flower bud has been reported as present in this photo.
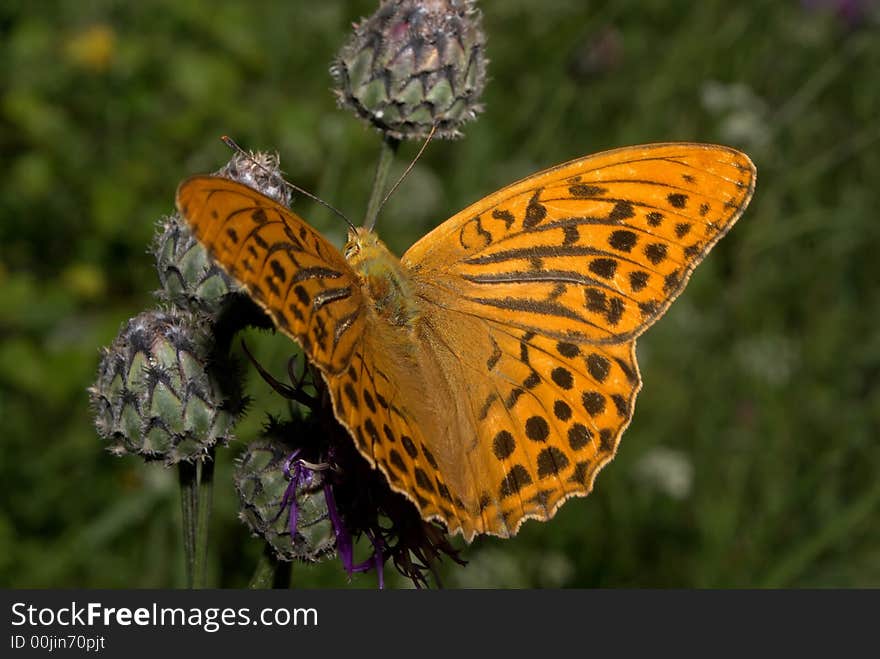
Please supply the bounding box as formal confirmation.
[234,426,335,562]
[152,213,240,315]
[216,150,292,207]
[89,310,241,464]
[331,0,488,140]
[153,150,291,314]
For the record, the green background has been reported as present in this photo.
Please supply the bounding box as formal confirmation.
[2,0,878,588]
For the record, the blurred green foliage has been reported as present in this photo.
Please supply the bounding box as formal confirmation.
[1,0,878,588]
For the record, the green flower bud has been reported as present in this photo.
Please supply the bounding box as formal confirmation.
[154,150,291,314]
[331,0,488,140]
[152,213,240,315]
[89,310,241,464]
[216,150,292,208]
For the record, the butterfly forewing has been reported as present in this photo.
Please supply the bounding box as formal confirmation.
[405,143,755,343]
[176,176,482,539]
[176,176,366,373]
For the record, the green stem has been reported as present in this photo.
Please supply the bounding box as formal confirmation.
[249,545,294,588]
[249,545,279,589]
[193,448,215,588]
[178,448,215,589]
[363,135,399,230]
[178,462,198,588]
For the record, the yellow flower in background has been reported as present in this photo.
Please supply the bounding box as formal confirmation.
[65,24,116,73]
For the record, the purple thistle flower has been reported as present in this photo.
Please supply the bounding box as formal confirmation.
[323,481,386,589]
[234,433,336,564]
[274,450,302,535]
[270,449,388,587]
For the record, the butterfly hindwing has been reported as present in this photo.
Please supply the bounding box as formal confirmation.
[176,176,366,373]
[468,329,640,536]
[324,336,480,539]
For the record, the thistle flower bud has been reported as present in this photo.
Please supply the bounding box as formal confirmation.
[215,150,292,207]
[152,213,240,315]
[89,310,241,464]
[234,425,335,563]
[154,150,291,314]
[331,0,488,140]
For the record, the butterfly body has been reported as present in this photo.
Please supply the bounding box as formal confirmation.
[177,143,756,541]
[345,227,420,328]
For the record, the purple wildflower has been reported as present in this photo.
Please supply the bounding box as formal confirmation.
[323,482,386,588]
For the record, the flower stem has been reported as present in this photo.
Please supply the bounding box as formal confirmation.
[178,449,215,589]
[363,134,399,230]
[178,462,198,588]
[194,449,215,588]
[249,545,293,588]
[249,545,280,589]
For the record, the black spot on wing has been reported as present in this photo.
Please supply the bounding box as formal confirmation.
[664,270,681,293]
[551,367,574,390]
[568,423,592,450]
[629,271,649,292]
[554,400,572,421]
[582,391,606,416]
[586,353,610,382]
[525,416,550,442]
[524,191,547,228]
[492,208,515,229]
[493,430,516,460]
[500,464,532,497]
[608,230,637,252]
[589,258,617,279]
[268,258,287,282]
[667,193,688,209]
[675,222,692,238]
[569,183,607,197]
[401,435,419,459]
[556,342,580,358]
[537,446,570,478]
[608,200,635,222]
[644,243,667,265]
[415,468,435,493]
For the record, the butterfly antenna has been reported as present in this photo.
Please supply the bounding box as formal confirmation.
[221,136,357,233]
[366,123,438,231]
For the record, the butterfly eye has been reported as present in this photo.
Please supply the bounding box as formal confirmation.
[344,242,360,260]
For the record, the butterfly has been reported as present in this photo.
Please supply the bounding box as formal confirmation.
[176,143,755,542]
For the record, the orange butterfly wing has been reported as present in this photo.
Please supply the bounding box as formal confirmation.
[176,176,365,373]
[404,143,755,342]
[394,143,756,538]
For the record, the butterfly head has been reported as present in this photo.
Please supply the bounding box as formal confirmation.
[343,227,419,328]
[342,226,392,267]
